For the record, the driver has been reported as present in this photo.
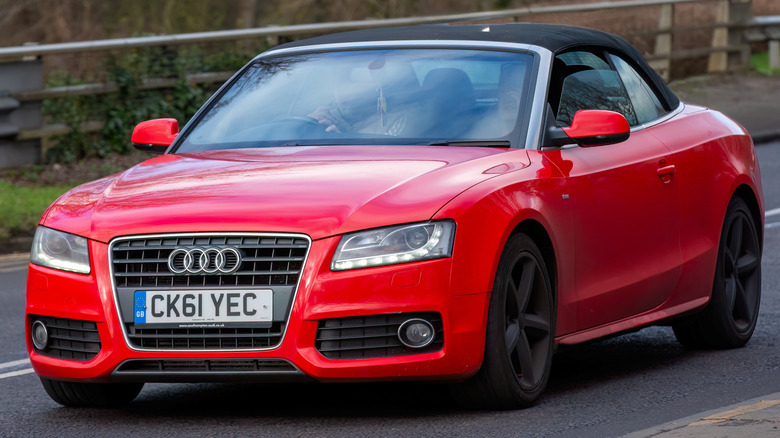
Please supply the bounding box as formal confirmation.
[309,81,408,136]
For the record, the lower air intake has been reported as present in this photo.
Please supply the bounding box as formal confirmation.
[316,312,444,360]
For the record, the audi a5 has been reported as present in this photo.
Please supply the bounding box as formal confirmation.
[26,23,764,409]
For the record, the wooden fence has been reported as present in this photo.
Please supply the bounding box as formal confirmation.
[0,0,777,167]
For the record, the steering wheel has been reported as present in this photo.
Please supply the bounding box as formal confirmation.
[271,115,325,130]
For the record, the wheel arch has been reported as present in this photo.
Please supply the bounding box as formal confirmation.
[510,219,558,307]
[732,183,763,252]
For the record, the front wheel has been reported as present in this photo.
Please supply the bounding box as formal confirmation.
[40,378,143,407]
[673,196,762,349]
[450,233,555,409]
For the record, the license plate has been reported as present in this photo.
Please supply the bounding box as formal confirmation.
[133,290,272,326]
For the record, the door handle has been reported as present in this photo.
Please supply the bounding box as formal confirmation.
[657,165,676,177]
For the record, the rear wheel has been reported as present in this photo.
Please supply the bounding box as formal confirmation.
[450,233,555,409]
[673,197,761,349]
[40,378,143,407]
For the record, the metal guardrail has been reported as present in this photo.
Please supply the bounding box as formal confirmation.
[0,0,721,62]
[13,72,234,102]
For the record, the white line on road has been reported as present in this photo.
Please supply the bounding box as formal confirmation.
[0,359,30,370]
[767,207,780,217]
[0,359,34,380]
[0,368,35,379]
[767,222,780,229]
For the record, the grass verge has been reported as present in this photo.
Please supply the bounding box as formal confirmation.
[750,52,780,75]
[0,152,147,246]
[0,183,73,240]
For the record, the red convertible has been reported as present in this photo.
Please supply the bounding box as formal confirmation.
[26,23,763,409]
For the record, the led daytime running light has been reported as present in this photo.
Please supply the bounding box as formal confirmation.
[332,221,454,271]
[30,226,91,274]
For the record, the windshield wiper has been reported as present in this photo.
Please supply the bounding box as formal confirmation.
[427,140,512,148]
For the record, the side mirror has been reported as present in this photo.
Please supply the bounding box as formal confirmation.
[562,110,630,147]
[131,118,179,154]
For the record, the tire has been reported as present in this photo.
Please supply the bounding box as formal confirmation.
[673,197,762,349]
[450,233,555,409]
[40,377,143,407]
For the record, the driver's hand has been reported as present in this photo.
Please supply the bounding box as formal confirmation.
[309,106,342,133]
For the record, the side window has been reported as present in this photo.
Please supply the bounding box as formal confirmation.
[609,54,667,124]
[557,52,610,70]
[551,51,638,127]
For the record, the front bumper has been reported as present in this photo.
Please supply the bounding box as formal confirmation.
[26,237,490,383]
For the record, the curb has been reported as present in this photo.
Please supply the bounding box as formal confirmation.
[751,130,780,145]
[623,392,780,437]
[0,252,29,273]
[0,252,30,261]
[0,237,32,256]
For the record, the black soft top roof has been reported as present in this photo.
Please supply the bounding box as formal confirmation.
[275,23,679,110]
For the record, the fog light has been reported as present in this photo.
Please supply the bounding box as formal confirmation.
[398,319,435,348]
[31,320,49,350]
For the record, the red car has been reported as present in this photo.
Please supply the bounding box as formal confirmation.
[26,23,764,409]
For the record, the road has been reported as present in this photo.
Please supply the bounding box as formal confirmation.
[1,142,779,437]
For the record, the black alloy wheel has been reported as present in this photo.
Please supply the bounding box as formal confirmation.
[451,233,555,409]
[722,201,762,333]
[503,247,553,391]
[673,196,762,349]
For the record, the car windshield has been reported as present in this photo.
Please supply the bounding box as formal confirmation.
[175,48,533,152]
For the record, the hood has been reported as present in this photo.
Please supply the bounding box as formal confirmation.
[42,145,529,242]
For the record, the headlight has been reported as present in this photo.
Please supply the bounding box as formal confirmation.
[30,226,91,274]
[331,221,455,271]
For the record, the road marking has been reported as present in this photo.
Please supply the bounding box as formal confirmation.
[687,400,780,426]
[0,359,30,370]
[767,207,780,217]
[0,359,34,380]
[767,222,780,229]
[0,368,35,380]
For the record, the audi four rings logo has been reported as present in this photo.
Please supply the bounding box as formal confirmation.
[167,247,242,275]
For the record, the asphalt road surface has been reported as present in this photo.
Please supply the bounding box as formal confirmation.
[1,142,779,438]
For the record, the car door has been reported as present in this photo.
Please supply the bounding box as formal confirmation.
[544,50,682,330]
[611,51,739,307]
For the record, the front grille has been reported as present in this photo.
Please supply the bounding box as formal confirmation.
[111,233,310,352]
[30,316,101,361]
[115,359,297,373]
[316,312,444,360]
[127,323,284,350]
[111,235,309,288]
